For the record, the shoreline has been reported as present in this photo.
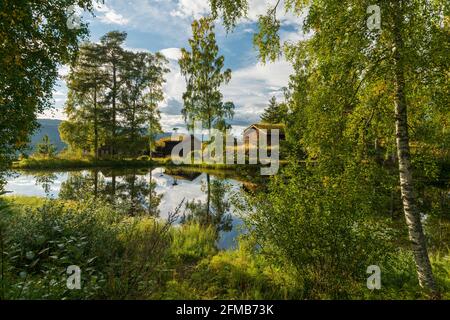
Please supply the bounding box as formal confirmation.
[10,157,286,172]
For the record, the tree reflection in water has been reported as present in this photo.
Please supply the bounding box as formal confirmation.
[49,168,235,238]
[181,173,233,238]
[33,172,58,196]
[59,168,162,216]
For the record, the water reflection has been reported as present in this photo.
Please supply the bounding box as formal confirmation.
[34,172,58,195]
[54,168,233,220]
[6,168,244,248]
[182,175,233,238]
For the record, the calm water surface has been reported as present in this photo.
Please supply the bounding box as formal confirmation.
[5,167,248,249]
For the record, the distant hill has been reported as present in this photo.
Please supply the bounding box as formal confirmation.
[155,132,172,141]
[26,121,177,155]
[27,119,66,154]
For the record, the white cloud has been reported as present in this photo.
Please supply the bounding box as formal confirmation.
[53,90,66,97]
[170,0,210,18]
[160,114,186,132]
[160,47,182,61]
[220,58,293,125]
[38,107,67,120]
[168,0,303,24]
[95,3,129,26]
[38,1,298,130]
[58,65,70,78]
[158,47,293,130]
[124,46,150,53]
[162,55,186,103]
[89,0,192,39]
[168,0,267,21]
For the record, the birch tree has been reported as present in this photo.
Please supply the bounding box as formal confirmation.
[210,0,449,297]
[179,17,235,134]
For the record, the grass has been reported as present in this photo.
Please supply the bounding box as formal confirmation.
[11,157,171,170]
[1,196,449,300]
[11,155,288,172]
[1,195,47,209]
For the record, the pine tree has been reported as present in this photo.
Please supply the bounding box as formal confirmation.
[64,43,107,158]
[260,96,288,124]
[36,135,57,158]
[120,51,168,157]
[61,32,168,159]
[100,31,127,157]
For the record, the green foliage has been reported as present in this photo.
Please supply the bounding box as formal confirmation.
[179,17,235,132]
[0,198,173,299]
[1,196,46,209]
[1,195,448,300]
[170,223,217,264]
[63,42,108,157]
[239,163,396,299]
[210,0,249,31]
[119,51,167,156]
[161,241,301,300]
[260,96,289,124]
[431,253,450,299]
[211,0,449,296]
[365,250,450,300]
[254,11,281,63]
[35,135,57,158]
[62,31,168,158]
[0,0,96,178]
[29,119,67,154]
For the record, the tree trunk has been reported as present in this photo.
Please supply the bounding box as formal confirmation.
[111,173,116,204]
[148,169,153,216]
[149,90,153,161]
[206,124,212,224]
[94,85,99,160]
[131,100,136,158]
[130,173,136,216]
[392,2,438,297]
[111,63,117,158]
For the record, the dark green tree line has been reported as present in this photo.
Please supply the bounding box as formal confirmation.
[60,31,169,158]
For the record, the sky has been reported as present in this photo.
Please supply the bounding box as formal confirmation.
[42,0,306,134]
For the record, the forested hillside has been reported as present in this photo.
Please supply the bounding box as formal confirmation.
[28,119,66,154]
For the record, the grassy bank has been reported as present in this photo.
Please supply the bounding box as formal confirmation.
[1,196,449,300]
[10,157,282,173]
[0,196,297,300]
[11,157,170,170]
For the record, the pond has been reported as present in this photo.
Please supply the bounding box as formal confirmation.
[4,167,250,249]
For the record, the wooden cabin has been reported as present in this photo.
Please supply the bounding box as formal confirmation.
[153,134,202,158]
[243,123,286,148]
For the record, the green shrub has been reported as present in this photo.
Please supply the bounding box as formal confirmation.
[431,253,450,299]
[239,163,397,299]
[0,198,173,299]
[2,196,46,209]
